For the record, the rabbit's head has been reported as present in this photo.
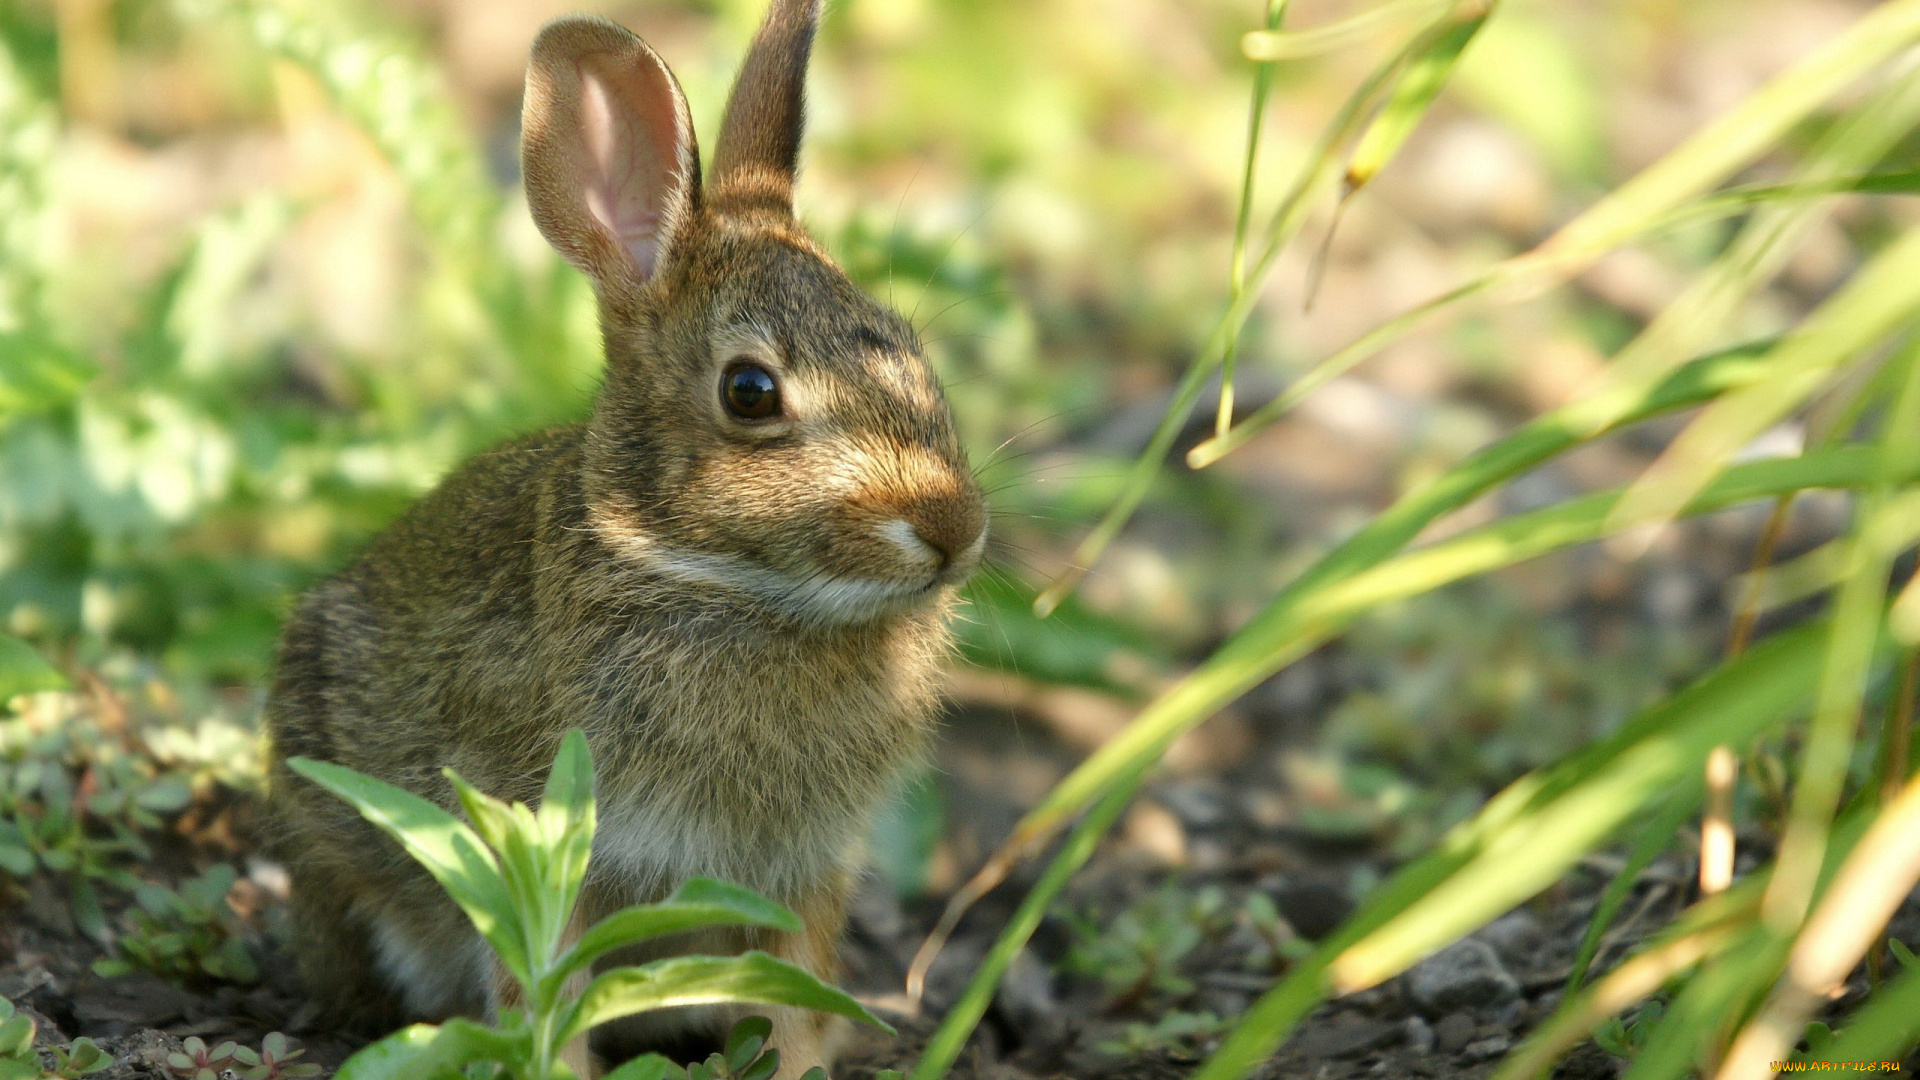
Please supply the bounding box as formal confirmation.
[522,3,986,628]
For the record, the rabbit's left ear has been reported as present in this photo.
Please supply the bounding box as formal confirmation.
[711,0,822,212]
[522,15,700,288]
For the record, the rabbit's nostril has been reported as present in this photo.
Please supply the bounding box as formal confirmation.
[902,500,987,573]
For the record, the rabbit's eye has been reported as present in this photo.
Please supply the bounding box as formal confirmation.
[721,362,783,421]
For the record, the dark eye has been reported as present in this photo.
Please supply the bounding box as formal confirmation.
[721,361,782,421]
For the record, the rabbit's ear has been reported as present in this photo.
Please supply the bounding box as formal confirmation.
[522,16,700,288]
[710,0,821,211]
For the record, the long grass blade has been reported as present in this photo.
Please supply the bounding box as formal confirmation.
[907,776,1138,1080]
[1718,769,1920,1079]
[1764,336,1920,934]
[1216,0,1296,440]
[1036,2,1462,615]
[1191,0,1920,468]
[1607,225,1920,546]
[1243,0,1447,61]
[1193,620,1845,1080]
[1565,782,1702,995]
[1017,341,1772,855]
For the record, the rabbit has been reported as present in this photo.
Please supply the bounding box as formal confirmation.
[261,1,986,1076]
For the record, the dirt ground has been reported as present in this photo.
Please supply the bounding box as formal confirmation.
[5,671,1918,1080]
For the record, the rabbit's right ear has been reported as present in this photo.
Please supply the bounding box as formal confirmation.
[522,16,700,290]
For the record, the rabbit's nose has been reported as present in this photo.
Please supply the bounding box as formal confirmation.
[901,497,987,572]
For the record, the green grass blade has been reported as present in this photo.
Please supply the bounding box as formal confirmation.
[1243,0,1447,60]
[1215,0,1293,440]
[560,952,890,1044]
[1192,0,1920,467]
[1814,964,1920,1065]
[1014,341,1773,852]
[1767,336,1920,930]
[286,758,529,982]
[1725,770,1920,1075]
[1609,226,1920,544]
[1342,0,1494,194]
[908,775,1139,1080]
[1564,781,1703,995]
[1193,622,1838,1080]
[1325,628,1833,993]
[1036,2,1450,615]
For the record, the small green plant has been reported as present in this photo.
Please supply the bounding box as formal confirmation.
[1097,1011,1228,1057]
[0,693,198,939]
[1064,883,1229,1007]
[1889,937,1920,975]
[230,1033,321,1080]
[0,998,38,1080]
[1593,1000,1664,1060]
[93,864,258,984]
[0,997,115,1080]
[291,730,889,1080]
[625,1017,821,1080]
[1239,894,1312,974]
[166,1037,237,1080]
[44,1038,113,1078]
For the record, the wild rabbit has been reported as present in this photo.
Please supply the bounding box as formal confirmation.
[263,2,985,1075]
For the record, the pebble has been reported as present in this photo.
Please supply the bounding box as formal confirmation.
[1475,910,1546,966]
[1462,1034,1513,1063]
[1292,1013,1400,1059]
[992,948,1064,1047]
[1404,1015,1435,1054]
[1405,939,1521,1016]
[1272,878,1355,941]
[1434,1012,1476,1055]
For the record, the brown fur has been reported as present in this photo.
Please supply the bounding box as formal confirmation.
[263,7,983,1078]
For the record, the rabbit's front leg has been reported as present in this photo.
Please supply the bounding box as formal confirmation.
[758,876,855,1080]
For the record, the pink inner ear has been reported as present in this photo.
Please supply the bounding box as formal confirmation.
[577,61,680,280]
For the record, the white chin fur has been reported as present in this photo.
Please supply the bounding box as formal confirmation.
[626,544,932,625]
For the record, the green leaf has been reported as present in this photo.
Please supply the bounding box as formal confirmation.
[0,1013,33,1056]
[725,1016,772,1073]
[602,1055,680,1080]
[1344,0,1494,193]
[1814,964,1920,1066]
[559,952,891,1044]
[1889,938,1920,974]
[333,1019,525,1080]
[0,635,66,698]
[552,879,801,990]
[0,843,32,877]
[286,758,528,981]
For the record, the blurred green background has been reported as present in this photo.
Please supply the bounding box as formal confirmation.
[0,0,1887,814]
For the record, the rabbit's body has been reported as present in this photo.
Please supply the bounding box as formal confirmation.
[265,4,984,1075]
[269,423,944,1026]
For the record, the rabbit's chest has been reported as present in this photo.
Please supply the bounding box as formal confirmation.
[576,619,941,898]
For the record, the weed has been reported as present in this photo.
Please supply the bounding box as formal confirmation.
[165,1036,237,1080]
[1239,894,1312,974]
[293,730,888,1080]
[1593,1000,1663,1060]
[93,864,257,985]
[0,997,115,1080]
[229,1033,320,1080]
[1064,883,1230,1008]
[0,689,201,939]
[1097,1011,1228,1057]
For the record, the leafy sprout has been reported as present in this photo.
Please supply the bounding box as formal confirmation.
[291,730,889,1080]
